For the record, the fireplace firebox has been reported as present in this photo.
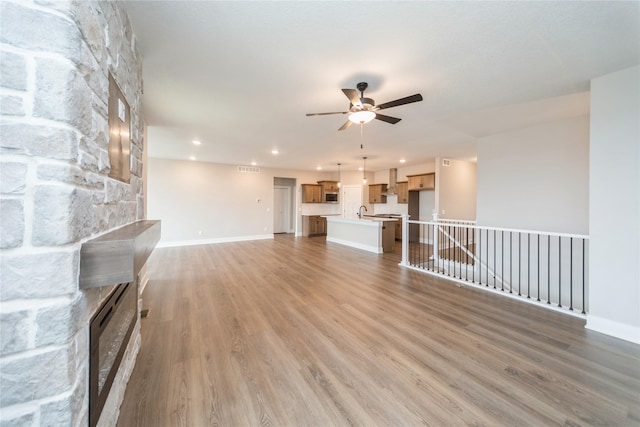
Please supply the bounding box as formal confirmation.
[89,280,138,427]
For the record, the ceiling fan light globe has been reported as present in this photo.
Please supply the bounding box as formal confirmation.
[348,110,376,124]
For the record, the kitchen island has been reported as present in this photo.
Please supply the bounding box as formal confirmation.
[325,216,397,254]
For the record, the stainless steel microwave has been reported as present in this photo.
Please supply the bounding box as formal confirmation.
[324,192,339,203]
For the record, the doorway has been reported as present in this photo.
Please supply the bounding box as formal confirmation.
[274,177,296,234]
[342,185,363,219]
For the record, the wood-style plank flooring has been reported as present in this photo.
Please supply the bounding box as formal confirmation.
[118,235,640,426]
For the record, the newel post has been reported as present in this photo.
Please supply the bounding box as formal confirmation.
[400,214,410,266]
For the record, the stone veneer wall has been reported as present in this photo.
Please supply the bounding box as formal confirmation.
[0,1,145,425]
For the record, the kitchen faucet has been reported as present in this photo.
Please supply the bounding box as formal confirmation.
[357,205,368,219]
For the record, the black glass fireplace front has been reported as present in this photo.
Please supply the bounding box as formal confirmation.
[89,280,138,427]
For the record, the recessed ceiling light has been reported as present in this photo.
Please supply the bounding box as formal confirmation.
[358,167,363,171]
[316,166,322,170]
[271,149,278,155]
[192,140,201,145]
[189,156,196,161]
[251,161,257,166]
[399,159,406,163]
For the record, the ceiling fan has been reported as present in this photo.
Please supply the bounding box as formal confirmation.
[306,82,423,131]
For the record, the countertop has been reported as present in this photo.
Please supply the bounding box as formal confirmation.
[324,215,399,224]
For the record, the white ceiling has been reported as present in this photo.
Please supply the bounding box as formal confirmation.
[123,1,639,173]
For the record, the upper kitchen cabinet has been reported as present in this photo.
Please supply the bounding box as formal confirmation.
[396,181,409,203]
[317,181,339,193]
[318,180,339,203]
[301,184,322,203]
[407,173,435,191]
[369,184,387,204]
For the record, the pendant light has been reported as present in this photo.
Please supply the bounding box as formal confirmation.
[362,156,368,184]
[337,163,342,188]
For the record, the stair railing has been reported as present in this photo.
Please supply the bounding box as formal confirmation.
[400,215,589,315]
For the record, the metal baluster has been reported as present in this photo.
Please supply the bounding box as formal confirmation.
[547,235,551,305]
[518,232,521,296]
[486,229,489,287]
[413,223,416,267]
[459,226,462,278]
[418,224,429,268]
[458,226,462,279]
[417,223,420,267]
[440,225,443,273]
[448,225,451,277]
[501,231,504,291]
[527,233,530,299]
[509,231,512,294]
[407,223,416,266]
[537,234,540,302]
[456,226,459,278]
[429,223,432,271]
[493,230,496,288]
[582,239,586,314]
[428,223,431,270]
[558,237,562,308]
[419,224,429,268]
[417,223,421,268]
[465,227,469,281]
[472,228,476,284]
[416,223,420,269]
[457,226,460,279]
[570,237,573,311]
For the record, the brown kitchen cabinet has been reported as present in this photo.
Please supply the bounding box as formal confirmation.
[396,181,409,203]
[301,184,322,203]
[317,180,339,192]
[407,173,435,191]
[394,217,403,240]
[368,184,387,204]
[302,215,326,237]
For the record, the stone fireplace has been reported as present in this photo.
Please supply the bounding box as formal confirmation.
[0,1,148,425]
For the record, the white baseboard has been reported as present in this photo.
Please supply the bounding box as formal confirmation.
[157,234,274,248]
[586,315,640,344]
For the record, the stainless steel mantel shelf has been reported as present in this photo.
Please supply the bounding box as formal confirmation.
[79,220,161,289]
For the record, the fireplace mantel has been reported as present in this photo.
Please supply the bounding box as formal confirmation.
[80,220,161,289]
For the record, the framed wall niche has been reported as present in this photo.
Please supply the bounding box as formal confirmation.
[108,73,131,183]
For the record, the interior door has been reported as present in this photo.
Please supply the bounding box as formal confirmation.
[273,186,290,233]
[342,185,363,219]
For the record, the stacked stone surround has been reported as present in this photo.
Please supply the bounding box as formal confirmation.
[1,1,145,425]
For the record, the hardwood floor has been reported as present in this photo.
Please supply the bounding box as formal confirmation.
[118,235,640,426]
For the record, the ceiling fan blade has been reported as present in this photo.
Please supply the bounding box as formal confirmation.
[375,114,402,124]
[376,93,423,110]
[306,111,349,116]
[338,120,353,131]
[342,89,362,108]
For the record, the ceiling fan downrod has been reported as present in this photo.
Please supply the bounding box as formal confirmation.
[356,81,368,98]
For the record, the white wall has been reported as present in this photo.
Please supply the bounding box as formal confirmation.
[437,158,477,220]
[148,159,273,243]
[148,158,374,245]
[476,116,590,234]
[418,191,436,221]
[587,65,640,343]
[372,162,437,185]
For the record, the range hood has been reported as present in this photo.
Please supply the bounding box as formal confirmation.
[385,168,398,195]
